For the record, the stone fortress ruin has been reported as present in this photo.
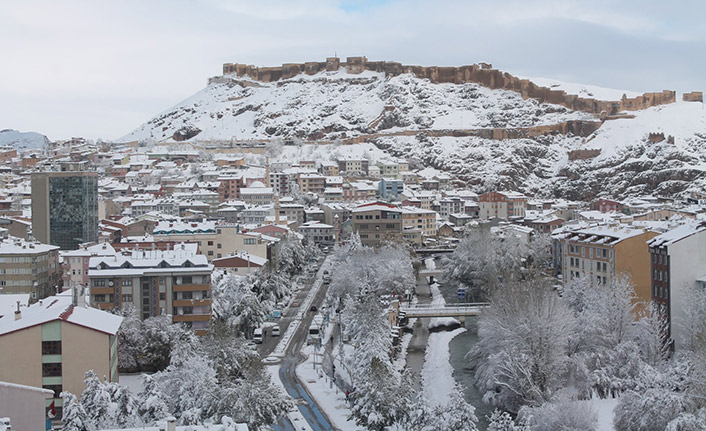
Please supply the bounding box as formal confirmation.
[219,56,700,117]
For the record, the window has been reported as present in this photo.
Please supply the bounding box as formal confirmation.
[42,363,62,377]
[42,341,62,355]
[360,224,369,229]
[244,238,256,245]
[159,292,166,301]
[121,294,133,303]
[208,251,214,256]
[217,243,222,249]
[93,279,106,287]
[94,294,106,302]
[182,276,193,284]
[207,241,214,246]
[121,279,132,286]
[386,224,396,229]
[182,291,193,300]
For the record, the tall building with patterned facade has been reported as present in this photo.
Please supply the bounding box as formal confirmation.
[31,164,98,250]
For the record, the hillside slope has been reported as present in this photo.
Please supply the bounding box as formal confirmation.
[121,68,706,199]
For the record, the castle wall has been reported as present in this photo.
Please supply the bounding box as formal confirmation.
[220,57,677,115]
[683,91,703,102]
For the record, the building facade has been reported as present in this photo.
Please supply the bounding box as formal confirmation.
[478,191,527,220]
[0,235,62,300]
[31,170,99,250]
[352,202,403,247]
[88,246,213,333]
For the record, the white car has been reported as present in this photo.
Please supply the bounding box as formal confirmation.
[271,325,281,336]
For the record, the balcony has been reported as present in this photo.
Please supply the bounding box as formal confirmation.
[91,287,114,294]
[172,283,210,292]
[173,298,211,307]
[173,314,211,322]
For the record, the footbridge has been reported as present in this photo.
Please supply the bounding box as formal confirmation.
[418,269,444,284]
[399,303,489,318]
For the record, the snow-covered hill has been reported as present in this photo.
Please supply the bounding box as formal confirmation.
[0,129,49,152]
[121,68,706,199]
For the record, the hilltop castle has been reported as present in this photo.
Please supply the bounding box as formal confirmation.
[218,56,684,116]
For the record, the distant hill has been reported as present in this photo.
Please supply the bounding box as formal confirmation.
[120,59,706,200]
[0,129,49,152]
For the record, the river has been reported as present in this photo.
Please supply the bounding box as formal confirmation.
[405,257,493,429]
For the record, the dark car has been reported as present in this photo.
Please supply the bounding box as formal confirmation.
[310,305,318,312]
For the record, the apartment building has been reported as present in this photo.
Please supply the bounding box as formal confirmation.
[377,161,400,179]
[438,197,465,219]
[378,178,404,200]
[401,206,437,237]
[337,158,369,176]
[0,295,122,418]
[320,161,339,176]
[62,242,116,291]
[0,235,62,299]
[478,191,527,220]
[298,173,326,195]
[269,172,291,196]
[554,224,658,305]
[647,222,706,350]
[239,184,274,205]
[299,221,335,247]
[88,245,213,332]
[152,221,273,262]
[352,202,403,247]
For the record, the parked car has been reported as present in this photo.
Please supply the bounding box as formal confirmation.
[271,325,281,336]
[310,305,318,313]
[253,327,264,344]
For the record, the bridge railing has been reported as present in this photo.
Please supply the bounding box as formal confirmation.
[400,302,489,309]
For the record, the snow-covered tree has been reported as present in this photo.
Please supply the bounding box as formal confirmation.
[441,230,531,301]
[211,273,267,336]
[518,399,597,431]
[614,387,694,431]
[80,371,113,429]
[487,410,530,431]
[406,386,478,431]
[139,374,171,424]
[61,392,90,431]
[468,280,575,412]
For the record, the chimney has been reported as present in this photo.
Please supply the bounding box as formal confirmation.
[14,301,21,320]
[166,417,176,431]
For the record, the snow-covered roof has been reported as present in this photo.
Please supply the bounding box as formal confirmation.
[0,294,123,336]
[61,242,116,258]
[647,221,706,248]
[0,236,59,255]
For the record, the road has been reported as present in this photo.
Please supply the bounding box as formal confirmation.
[269,256,339,431]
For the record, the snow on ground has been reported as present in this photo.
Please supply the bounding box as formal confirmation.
[296,345,364,431]
[273,142,390,165]
[585,100,706,159]
[118,373,146,395]
[521,76,641,101]
[573,397,619,431]
[420,327,466,406]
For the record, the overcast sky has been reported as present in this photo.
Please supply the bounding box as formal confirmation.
[2,0,704,141]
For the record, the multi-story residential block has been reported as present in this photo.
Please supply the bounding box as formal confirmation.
[401,206,437,237]
[298,173,326,195]
[337,158,369,176]
[269,172,290,196]
[478,191,527,220]
[277,203,305,226]
[239,184,274,205]
[62,243,116,292]
[152,221,273,262]
[241,205,274,225]
[0,235,62,299]
[217,174,245,202]
[647,222,706,350]
[553,224,658,305]
[31,167,98,250]
[438,197,465,219]
[88,245,213,332]
[378,178,404,200]
[299,221,335,247]
[323,187,344,202]
[377,161,400,179]
[0,295,123,418]
[320,161,339,176]
[352,202,403,247]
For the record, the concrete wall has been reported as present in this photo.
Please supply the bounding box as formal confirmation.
[0,382,53,431]
[61,322,111,396]
[0,325,43,389]
[668,230,706,351]
[615,231,659,308]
